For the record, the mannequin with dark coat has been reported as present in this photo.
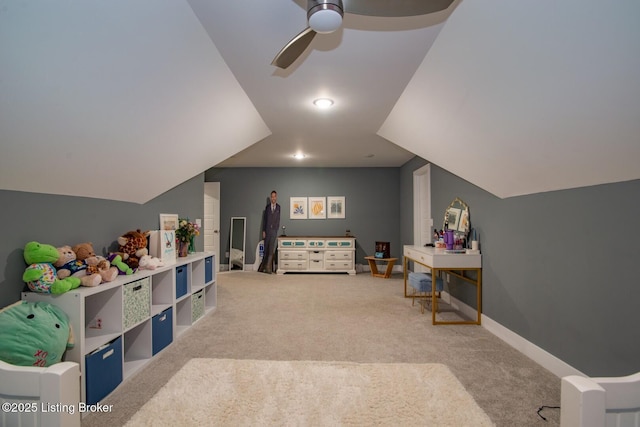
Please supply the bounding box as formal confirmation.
[258,191,280,274]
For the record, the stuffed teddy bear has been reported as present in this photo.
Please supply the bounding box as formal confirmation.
[22,241,81,294]
[107,253,134,275]
[0,300,73,367]
[138,254,164,270]
[117,229,150,270]
[72,242,118,283]
[54,245,102,287]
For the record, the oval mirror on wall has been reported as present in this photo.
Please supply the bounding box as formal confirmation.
[443,197,470,236]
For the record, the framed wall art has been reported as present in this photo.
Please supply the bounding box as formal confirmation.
[457,209,469,233]
[308,197,326,219]
[445,207,461,231]
[327,196,345,219]
[290,197,307,219]
[159,213,179,231]
[149,229,176,265]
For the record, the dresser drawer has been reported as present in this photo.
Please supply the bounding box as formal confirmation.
[404,247,430,265]
[325,260,354,271]
[123,277,150,330]
[307,240,325,248]
[308,259,324,270]
[309,250,324,261]
[324,250,353,261]
[325,239,354,248]
[279,239,307,249]
[279,250,308,261]
[280,260,308,270]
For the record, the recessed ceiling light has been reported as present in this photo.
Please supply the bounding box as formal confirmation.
[293,153,306,159]
[313,98,334,108]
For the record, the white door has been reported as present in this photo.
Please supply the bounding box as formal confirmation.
[204,182,220,273]
[413,164,432,273]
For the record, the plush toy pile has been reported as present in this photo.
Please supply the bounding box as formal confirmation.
[22,241,81,294]
[22,230,165,295]
[138,254,164,270]
[54,245,103,287]
[0,301,73,367]
[9,229,166,367]
[116,229,151,270]
[73,242,118,283]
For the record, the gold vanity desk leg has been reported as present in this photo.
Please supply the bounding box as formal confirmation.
[432,268,482,326]
[431,267,438,325]
[403,256,409,297]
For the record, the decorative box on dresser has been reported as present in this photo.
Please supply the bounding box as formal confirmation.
[277,236,356,275]
[22,252,216,407]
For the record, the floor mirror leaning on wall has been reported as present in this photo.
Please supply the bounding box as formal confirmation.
[229,217,246,271]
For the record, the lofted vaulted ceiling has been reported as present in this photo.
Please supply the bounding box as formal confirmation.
[1,0,638,203]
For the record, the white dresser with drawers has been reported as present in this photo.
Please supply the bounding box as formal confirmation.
[277,236,356,275]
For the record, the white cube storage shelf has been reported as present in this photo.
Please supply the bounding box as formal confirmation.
[22,252,216,406]
[277,237,356,275]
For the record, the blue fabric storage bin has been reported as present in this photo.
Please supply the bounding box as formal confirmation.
[408,272,444,293]
[85,336,123,405]
[205,256,213,283]
[152,307,173,355]
[175,264,188,299]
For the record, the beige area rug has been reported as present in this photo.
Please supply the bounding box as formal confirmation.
[125,358,494,427]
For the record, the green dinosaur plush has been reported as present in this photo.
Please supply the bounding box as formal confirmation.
[22,241,81,294]
[0,301,73,367]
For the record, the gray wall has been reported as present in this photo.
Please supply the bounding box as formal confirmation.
[400,159,640,377]
[4,160,638,377]
[0,174,205,308]
[205,167,401,266]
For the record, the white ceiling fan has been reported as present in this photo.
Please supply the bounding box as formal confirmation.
[271,0,455,69]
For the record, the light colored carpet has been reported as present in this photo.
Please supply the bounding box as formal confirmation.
[82,272,561,426]
[125,358,494,427]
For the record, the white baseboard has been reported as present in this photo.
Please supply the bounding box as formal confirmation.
[446,293,585,379]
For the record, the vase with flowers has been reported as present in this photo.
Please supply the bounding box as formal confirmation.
[175,218,200,257]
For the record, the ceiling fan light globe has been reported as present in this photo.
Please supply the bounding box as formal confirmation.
[308,8,343,34]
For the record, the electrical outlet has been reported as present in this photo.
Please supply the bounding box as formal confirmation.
[446,273,450,283]
[225,251,230,258]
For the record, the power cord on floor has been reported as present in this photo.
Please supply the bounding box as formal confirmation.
[537,405,561,421]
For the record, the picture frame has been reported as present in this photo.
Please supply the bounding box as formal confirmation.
[445,207,461,231]
[289,197,308,219]
[327,196,346,219]
[159,213,179,231]
[457,209,469,233]
[149,229,177,265]
[308,197,326,219]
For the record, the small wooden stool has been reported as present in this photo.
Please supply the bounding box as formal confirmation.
[364,256,398,279]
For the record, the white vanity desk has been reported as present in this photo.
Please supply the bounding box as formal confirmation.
[403,245,482,325]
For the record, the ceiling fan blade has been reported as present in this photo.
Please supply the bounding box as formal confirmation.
[271,27,317,69]
[343,0,454,17]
